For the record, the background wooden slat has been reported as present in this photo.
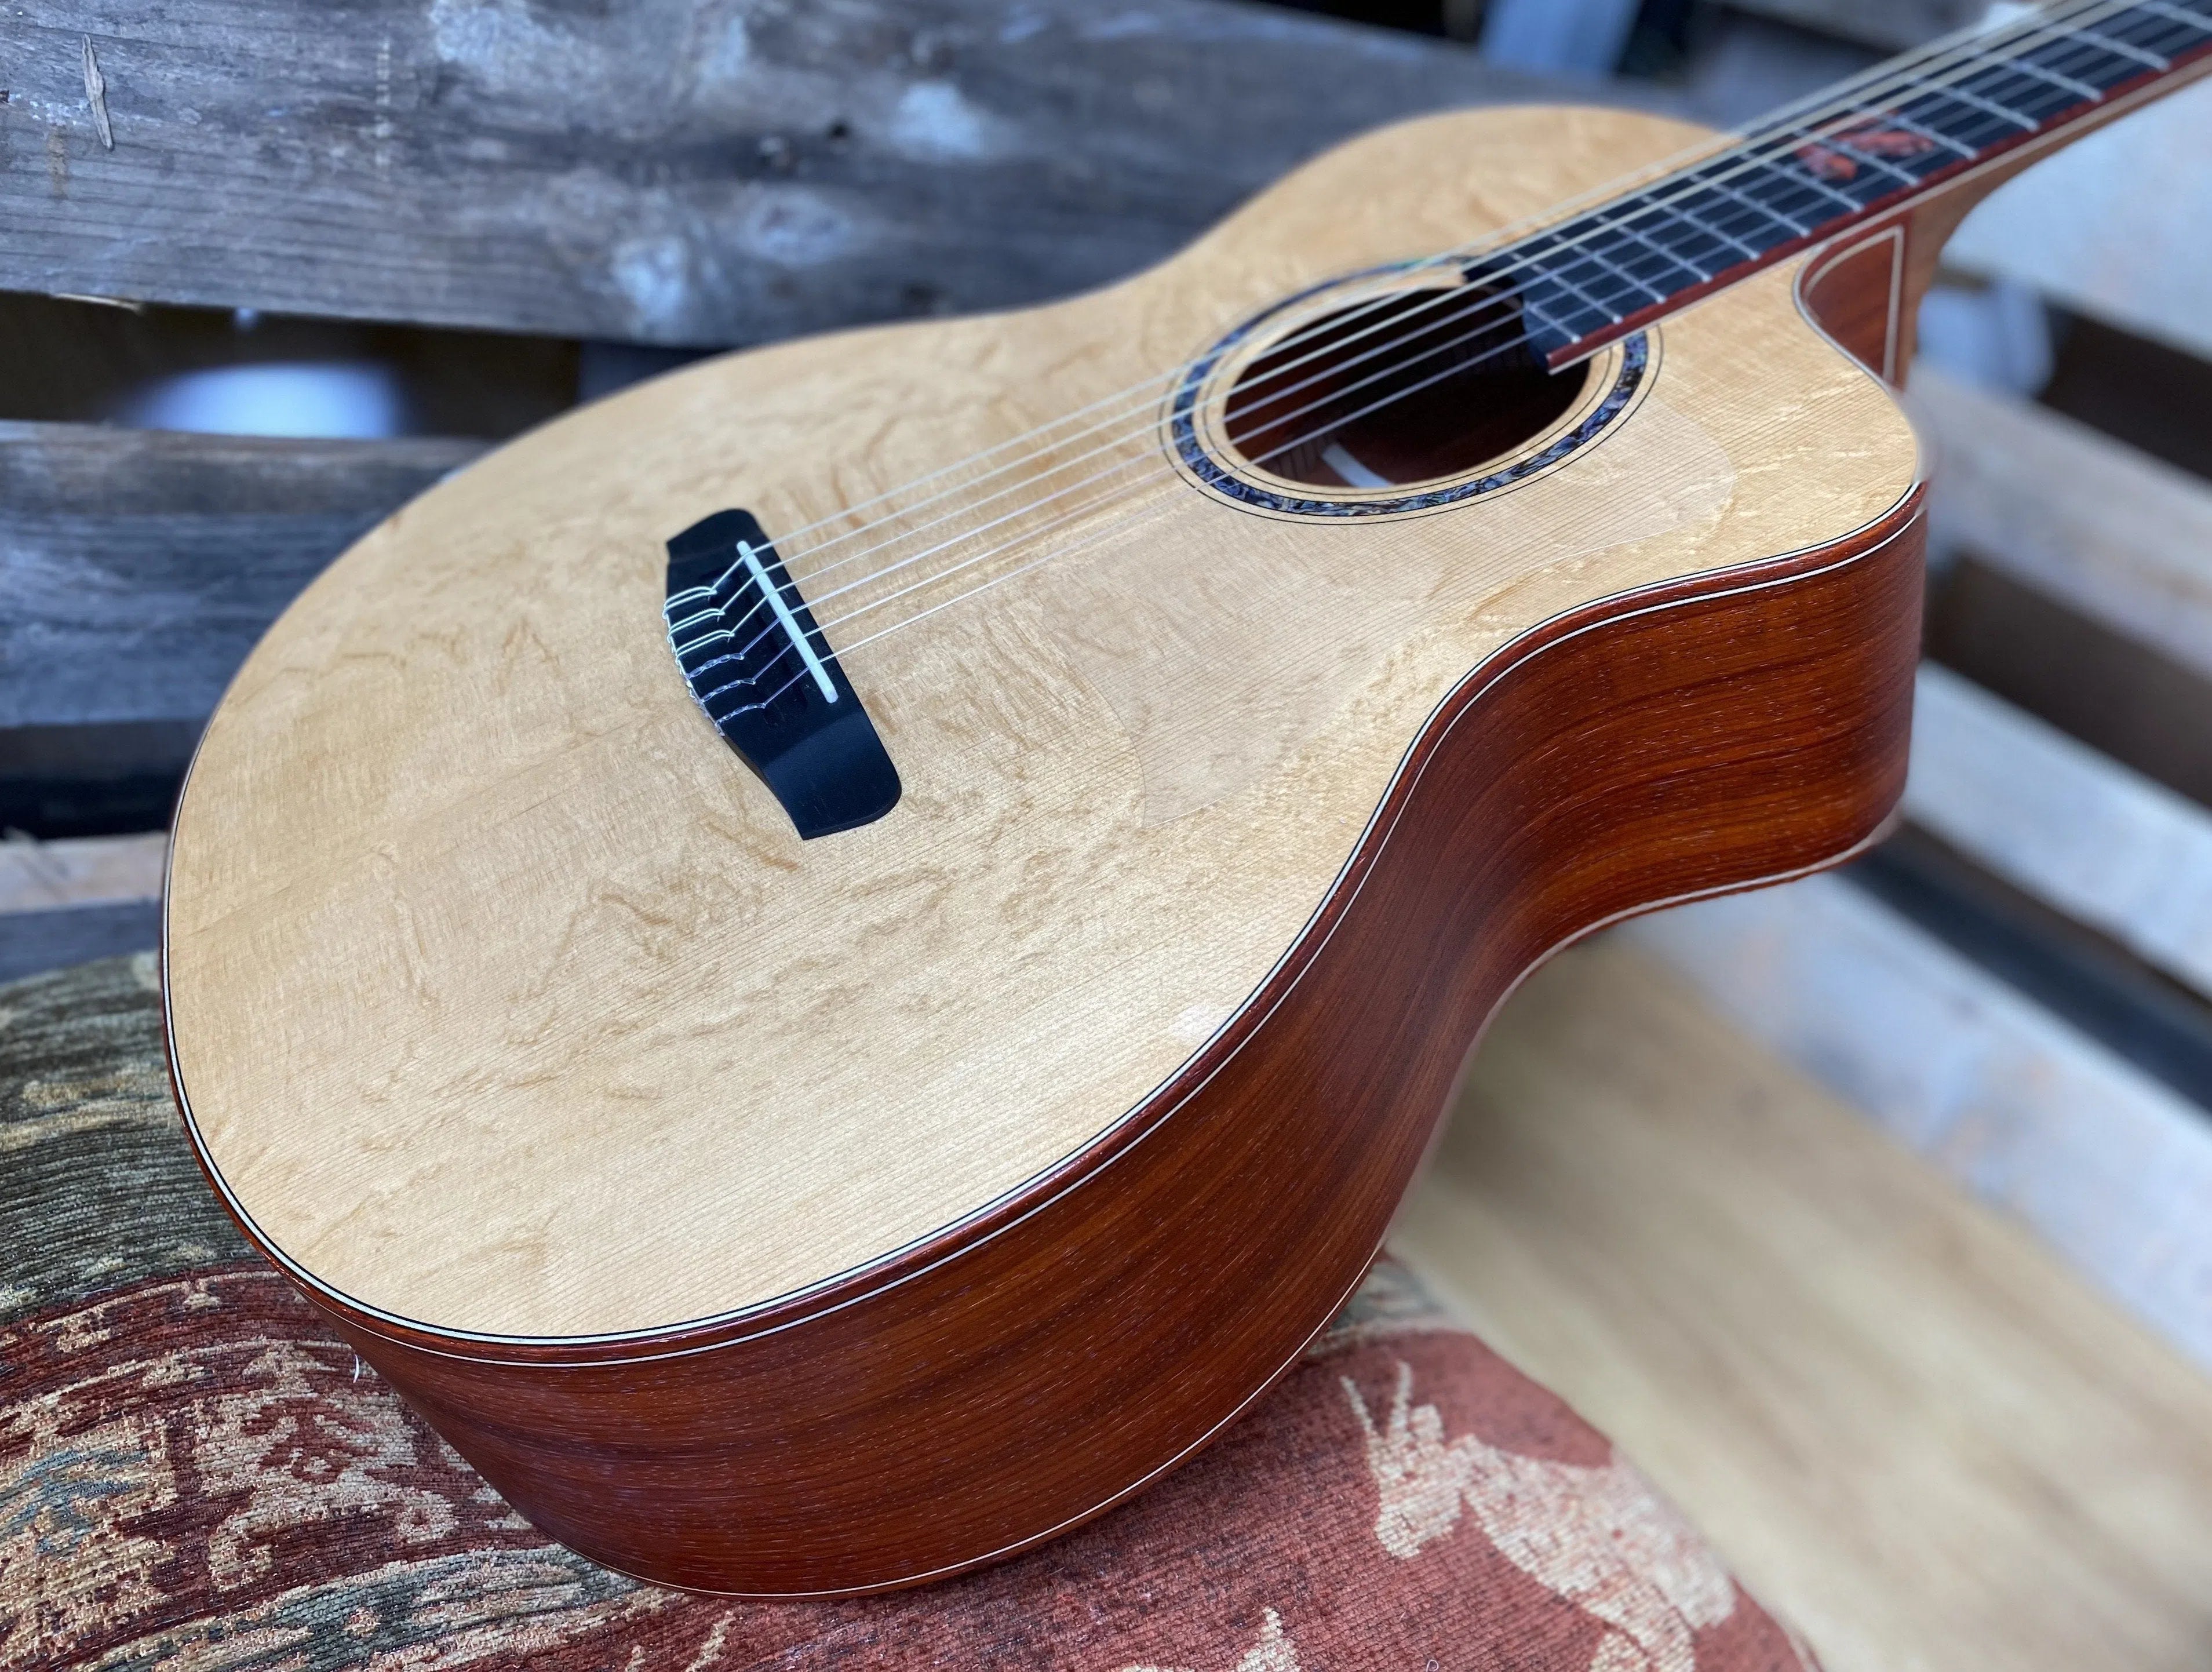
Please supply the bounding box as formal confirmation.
[0,422,483,735]
[1912,365,2212,687]
[1394,937,2212,1672]
[1720,0,1977,52]
[1906,664,2212,1003]
[0,901,162,982]
[1914,363,2212,806]
[1944,77,2212,365]
[0,0,1560,346]
[1623,874,2212,1369]
[0,832,166,912]
[0,834,167,981]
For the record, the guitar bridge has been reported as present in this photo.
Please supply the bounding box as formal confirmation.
[664,509,901,839]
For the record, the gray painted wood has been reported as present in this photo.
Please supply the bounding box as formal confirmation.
[0,0,1564,347]
[0,421,483,733]
[1722,0,1976,52]
[0,832,167,912]
[1624,874,2212,1371]
[0,900,162,983]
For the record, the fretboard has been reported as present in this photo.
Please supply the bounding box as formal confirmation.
[1498,0,2212,366]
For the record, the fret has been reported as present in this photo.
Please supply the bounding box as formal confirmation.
[1999,50,2107,104]
[1598,217,1714,293]
[1506,228,1642,316]
[1702,175,1813,239]
[2131,0,2212,31]
[1957,60,2080,126]
[1554,244,1669,308]
[1666,198,1764,263]
[1619,209,1737,279]
[1883,85,2016,153]
[2069,20,2172,71]
[1765,143,1882,213]
[1527,259,1628,325]
[1806,133,1924,194]
[1866,106,1978,162]
[2091,5,2212,67]
[1513,287,1604,349]
[1734,159,1848,226]
[1898,71,2043,134]
[1468,2,2212,360]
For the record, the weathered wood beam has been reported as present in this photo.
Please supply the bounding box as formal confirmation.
[0,833,169,980]
[1943,77,2212,365]
[0,421,483,736]
[1916,363,2212,804]
[0,832,166,913]
[1722,0,1977,52]
[1624,872,2212,1369]
[1906,663,2212,1005]
[0,1,1564,346]
[1913,365,2212,686]
[1394,934,2212,1672]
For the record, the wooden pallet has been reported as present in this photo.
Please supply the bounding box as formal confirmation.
[3,5,2210,1664]
[1395,931,2212,1672]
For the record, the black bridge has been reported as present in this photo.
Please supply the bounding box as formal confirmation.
[664,509,901,839]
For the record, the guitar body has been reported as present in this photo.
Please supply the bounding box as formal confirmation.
[165,103,1923,1595]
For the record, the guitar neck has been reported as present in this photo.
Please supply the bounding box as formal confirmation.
[1509,0,2212,369]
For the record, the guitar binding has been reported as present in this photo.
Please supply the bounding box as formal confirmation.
[664,508,902,839]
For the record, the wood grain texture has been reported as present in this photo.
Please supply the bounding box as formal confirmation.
[1627,868,2212,1371]
[163,103,1929,1591]
[1906,662,2212,1004]
[0,0,1563,345]
[0,422,483,734]
[1912,364,2212,687]
[1392,934,2212,1672]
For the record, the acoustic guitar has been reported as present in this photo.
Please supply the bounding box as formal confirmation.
[163,2,2212,1595]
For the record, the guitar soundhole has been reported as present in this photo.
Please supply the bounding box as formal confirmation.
[1220,285,1591,491]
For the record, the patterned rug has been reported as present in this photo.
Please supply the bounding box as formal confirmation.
[2,955,1819,1670]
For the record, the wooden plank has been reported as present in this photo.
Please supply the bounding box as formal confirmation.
[1912,365,2212,689]
[0,1,1560,345]
[1721,0,1975,52]
[1907,662,2212,1003]
[0,901,161,982]
[0,831,166,912]
[0,421,482,734]
[1926,557,2212,811]
[1623,873,2212,1369]
[1393,934,2212,1672]
[1850,825,2212,1113]
[1945,76,2212,364]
